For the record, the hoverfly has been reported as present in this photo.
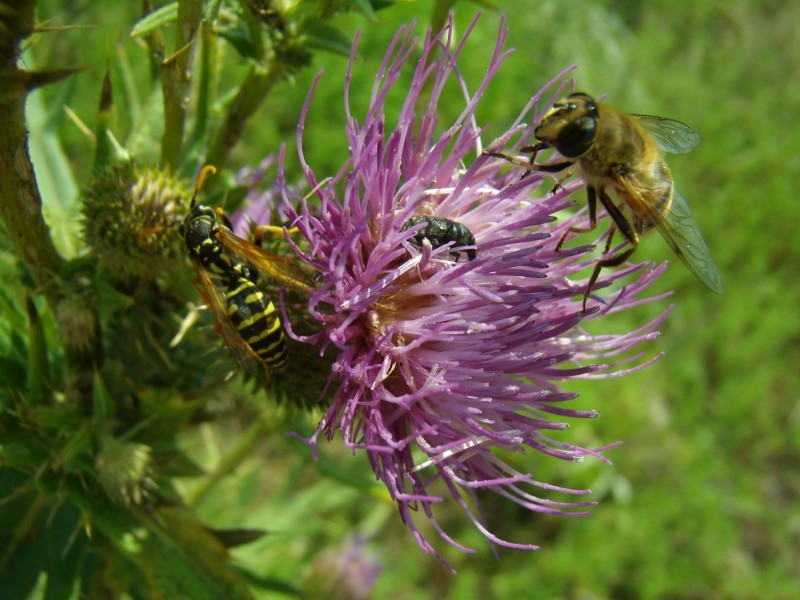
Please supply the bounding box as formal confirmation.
[401,215,477,262]
[486,92,722,311]
[178,166,314,381]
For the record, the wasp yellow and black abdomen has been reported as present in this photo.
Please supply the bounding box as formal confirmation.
[223,274,288,370]
[172,165,313,381]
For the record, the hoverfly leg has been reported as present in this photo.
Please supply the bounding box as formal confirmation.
[483,150,532,176]
[583,244,638,313]
[484,142,573,181]
[556,186,599,252]
[550,165,575,195]
[580,187,641,313]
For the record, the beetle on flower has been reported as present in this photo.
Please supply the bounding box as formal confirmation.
[275,15,671,567]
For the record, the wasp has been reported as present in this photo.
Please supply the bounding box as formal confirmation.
[176,166,314,380]
[401,215,477,262]
[486,92,722,311]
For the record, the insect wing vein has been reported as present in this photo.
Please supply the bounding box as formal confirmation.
[216,227,315,293]
[657,189,722,292]
[618,179,722,293]
[191,259,269,380]
[632,115,700,155]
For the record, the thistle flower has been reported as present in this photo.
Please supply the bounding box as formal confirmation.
[279,16,670,566]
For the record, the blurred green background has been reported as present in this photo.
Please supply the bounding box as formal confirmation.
[13,0,800,598]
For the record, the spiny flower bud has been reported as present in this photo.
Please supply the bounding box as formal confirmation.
[55,295,97,354]
[81,162,188,283]
[95,438,155,506]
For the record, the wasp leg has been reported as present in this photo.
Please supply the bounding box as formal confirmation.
[214,207,235,231]
[137,225,168,246]
[253,225,300,242]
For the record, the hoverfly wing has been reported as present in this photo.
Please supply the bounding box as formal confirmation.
[632,115,700,155]
[635,186,723,294]
[216,227,315,294]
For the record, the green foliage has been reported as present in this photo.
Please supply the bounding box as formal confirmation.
[1,0,797,598]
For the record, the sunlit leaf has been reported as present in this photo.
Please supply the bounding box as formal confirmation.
[131,3,179,38]
[304,22,354,57]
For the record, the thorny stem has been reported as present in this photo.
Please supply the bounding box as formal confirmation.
[156,0,204,168]
[0,1,65,310]
[204,63,287,168]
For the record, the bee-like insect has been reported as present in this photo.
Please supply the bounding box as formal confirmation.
[401,215,477,262]
[178,166,314,380]
[487,92,722,311]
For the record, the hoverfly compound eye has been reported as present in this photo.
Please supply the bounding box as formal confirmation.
[556,114,597,158]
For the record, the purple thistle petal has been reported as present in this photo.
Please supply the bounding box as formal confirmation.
[275,14,672,568]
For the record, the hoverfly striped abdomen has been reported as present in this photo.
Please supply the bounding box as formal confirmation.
[222,271,288,370]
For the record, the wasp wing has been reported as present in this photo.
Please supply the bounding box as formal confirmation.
[632,115,700,155]
[216,227,315,294]
[190,260,272,385]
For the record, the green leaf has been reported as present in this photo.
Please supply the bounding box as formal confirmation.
[305,22,355,57]
[0,356,26,391]
[128,506,256,598]
[93,63,115,171]
[131,3,179,38]
[214,21,257,62]
[349,0,378,20]
[25,296,50,405]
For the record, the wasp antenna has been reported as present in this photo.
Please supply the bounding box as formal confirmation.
[190,165,218,208]
[198,165,217,188]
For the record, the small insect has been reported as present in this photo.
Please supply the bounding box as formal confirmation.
[401,215,477,262]
[178,166,313,380]
[486,92,722,311]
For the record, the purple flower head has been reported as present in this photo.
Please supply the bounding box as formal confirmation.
[280,15,670,567]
